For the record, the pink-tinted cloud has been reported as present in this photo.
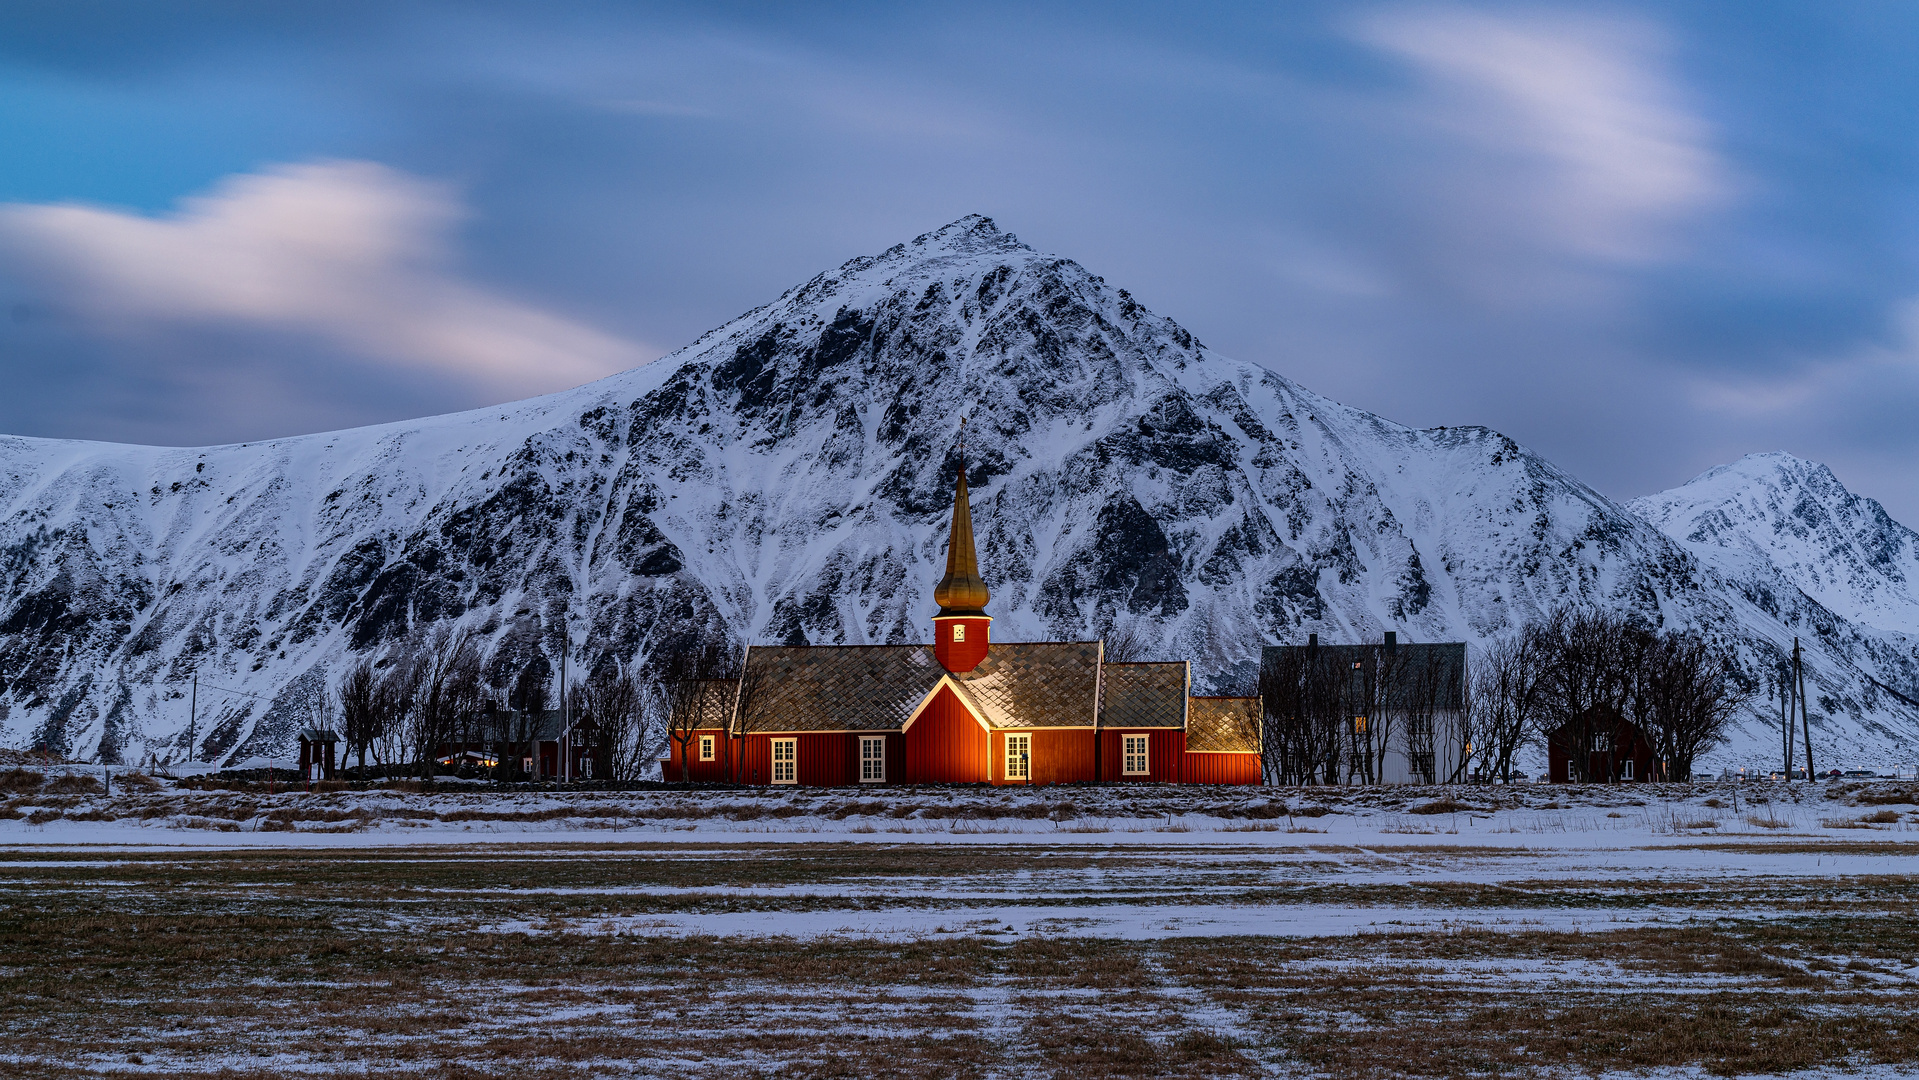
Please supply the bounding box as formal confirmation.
[0,161,655,398]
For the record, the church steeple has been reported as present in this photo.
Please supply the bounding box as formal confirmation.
[933,421,991,672]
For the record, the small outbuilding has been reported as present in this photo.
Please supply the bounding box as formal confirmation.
[1547,707,1656,783]
[296,727,340,781]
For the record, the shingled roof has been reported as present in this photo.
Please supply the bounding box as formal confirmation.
[729,642,1104,734]
[1097,662,1189,729]
[1185,697,1261,753]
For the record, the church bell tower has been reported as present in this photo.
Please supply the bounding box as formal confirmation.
[933,428,991,673]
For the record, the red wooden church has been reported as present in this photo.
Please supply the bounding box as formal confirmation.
[665,459,1262,786]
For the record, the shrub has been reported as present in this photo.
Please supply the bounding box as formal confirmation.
[0,769,43,794]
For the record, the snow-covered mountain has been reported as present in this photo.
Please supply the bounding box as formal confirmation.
[1632,453,1919,640]
[2,216,1916,770]
[1629,454,1919,766]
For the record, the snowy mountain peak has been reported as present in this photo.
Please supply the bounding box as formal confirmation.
[1633,453,1919,638]
[4,221,1919,770]
[904,214,1029,257]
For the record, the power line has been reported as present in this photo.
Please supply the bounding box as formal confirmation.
[192,681,277,702]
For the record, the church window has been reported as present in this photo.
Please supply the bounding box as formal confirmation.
[771,739,796,784]
[953,623,966,642]
[699,735,715,761]
[860,737,886,782]
[1123,734,1149,775]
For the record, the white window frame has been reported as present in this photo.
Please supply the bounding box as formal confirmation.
[860,736,886,783]
[1621,759,1634,780]
[698,735,715,761]
[1123,734,1150,776]
[952,622,966,642]
[771,738,797,784]
[1005,733,1031,781]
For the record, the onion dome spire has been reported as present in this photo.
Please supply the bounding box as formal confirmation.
[934,420,990,618]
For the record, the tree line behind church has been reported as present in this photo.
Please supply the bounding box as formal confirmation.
[1259,606,1746,785]
[311,604,1743,786]
[327,626,683,782]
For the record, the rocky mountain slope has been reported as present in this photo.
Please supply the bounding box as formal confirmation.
[1632,453,1919,640]
[3,216,1916,770]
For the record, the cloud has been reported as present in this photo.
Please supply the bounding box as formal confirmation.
[0,160,652,397]
[1355,5,1727,265]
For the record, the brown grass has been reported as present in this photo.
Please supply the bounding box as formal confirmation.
[43,773,102,795]
[0,841,1912,1079]
[0,768,44,794]
[1408,800,1476,815]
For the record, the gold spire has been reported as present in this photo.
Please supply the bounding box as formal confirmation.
[934,423,990,617]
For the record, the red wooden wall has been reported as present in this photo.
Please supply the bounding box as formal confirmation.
[989,729,1097,785]
[858,733,901,785]
[1182,752,1261,785]
[902,685,990,783]
[662,729,734,782]
[736,735,769,785]
[725,731,904,785]
[1101,729,1186,783]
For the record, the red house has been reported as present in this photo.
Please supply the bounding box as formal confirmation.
[665,457,1261,785]
[1546,707,1658,783]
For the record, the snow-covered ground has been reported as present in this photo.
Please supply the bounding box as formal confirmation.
[4,780,1916,1078]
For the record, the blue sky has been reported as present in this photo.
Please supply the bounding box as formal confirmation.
[2,2,1917,521]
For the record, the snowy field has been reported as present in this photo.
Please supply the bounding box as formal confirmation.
[3,777,1917,1078]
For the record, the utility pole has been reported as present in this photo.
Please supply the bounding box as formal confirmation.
[1779,664,1792,780]
[1795,638,1815,781]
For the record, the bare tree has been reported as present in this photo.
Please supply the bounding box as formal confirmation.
[1458,634,1547,783]
[575,657,648,780]
[1397,648,1454,785]
[727,649,770,784]
[1259,645,1310,785]
[1259,643,1349,786]
[1631,629,1744,781]
[1345,643,1414,786]
[497,658,552,781]
[338,658,382,776]
[1529,607,1636,782]
[1102,622,1153,663]
[370,651,420,771]
[411,628,486,780]
[660,636,737,782]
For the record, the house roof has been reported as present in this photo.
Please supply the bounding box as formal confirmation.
[673,680,741,733]
[724,642,1104,734]
[1186,697,1262,753]
[1097,662,1189,729]
[463,708,575,743]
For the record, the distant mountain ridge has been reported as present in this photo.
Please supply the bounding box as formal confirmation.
[2,215,1917,769]
[1631,453,1919,639]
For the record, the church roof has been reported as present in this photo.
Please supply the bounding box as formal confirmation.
[1097,662,1189,729]
[1185,697,1262,753]
[727,642,1104,733]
